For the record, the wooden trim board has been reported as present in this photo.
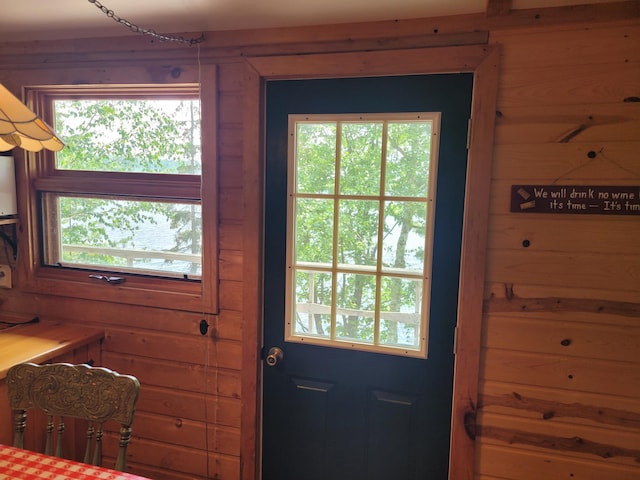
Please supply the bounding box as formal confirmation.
[242,44,500,480]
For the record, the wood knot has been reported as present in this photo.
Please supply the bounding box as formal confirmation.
[504,283,514,300]
[463,409,477,440]
[557,124,587,143]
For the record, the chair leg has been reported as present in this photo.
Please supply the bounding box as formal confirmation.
[12,410,26,449]
[114,425,132,472]
[92,424,103,467]
[84,423,95,465]
[55,416,65,458]
[45,415,54,456]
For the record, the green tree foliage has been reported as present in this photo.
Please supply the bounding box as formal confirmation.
[293,120,432,347]
[54,99,201,273]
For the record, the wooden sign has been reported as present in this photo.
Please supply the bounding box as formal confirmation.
[511,185,640,215]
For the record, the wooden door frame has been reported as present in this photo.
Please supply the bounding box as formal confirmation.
[241,44,500,480]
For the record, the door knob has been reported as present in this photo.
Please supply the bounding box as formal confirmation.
[265,347,284,367]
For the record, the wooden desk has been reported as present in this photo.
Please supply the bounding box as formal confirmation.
[0,320,104,379]
[0,444,150,479]
[0,321,104,449]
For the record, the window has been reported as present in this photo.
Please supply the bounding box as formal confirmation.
[286,113,440,357]
[24,85,216,312]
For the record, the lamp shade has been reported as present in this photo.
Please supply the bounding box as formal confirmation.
[0,83,64,152]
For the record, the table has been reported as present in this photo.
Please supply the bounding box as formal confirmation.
[0,444,150,480]
[0,321,104,379]
[0,321,104,447]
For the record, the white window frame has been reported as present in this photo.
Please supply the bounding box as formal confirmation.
[284,112,441,358]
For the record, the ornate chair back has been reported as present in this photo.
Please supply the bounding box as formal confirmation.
[7,362,140,472]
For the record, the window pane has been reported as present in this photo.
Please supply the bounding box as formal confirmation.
[382,201,427,273]
[296,123,336,194]
[379,276,422,348]
[338,199,379,268]
[43,194,202,277]
[293,269,332,338]
[295,198,334,265]
[287,113,439,357]
[340,122,382,196]
[335,273,376,343]
[54,99,201,174]
[385,121,432,197]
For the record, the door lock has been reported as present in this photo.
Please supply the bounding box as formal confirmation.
[265,347,284,367]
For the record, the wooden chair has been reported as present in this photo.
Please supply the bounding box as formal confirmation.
[6,362,140,472]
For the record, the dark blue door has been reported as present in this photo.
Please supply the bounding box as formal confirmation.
[262,74,472,480]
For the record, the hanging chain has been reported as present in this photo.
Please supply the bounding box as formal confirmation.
[87,0,205,45]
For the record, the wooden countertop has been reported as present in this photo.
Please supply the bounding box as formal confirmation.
[0,320,104,379]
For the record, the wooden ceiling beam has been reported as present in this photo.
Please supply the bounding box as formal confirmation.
[486,0,512,17]
[0,0,637,62]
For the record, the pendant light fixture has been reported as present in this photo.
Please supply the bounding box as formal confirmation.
[0,83,64,152]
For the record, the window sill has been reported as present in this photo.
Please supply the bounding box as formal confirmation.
[23,266,215,313]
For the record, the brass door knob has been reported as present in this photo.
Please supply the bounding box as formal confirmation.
[265,347,284,367]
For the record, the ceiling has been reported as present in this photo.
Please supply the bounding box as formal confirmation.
[1,0,614,43]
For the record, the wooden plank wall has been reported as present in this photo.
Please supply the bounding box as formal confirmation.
[0,298,242,479]
[0,56,247,478]
[0,8,638,480]
[477,21,640,480]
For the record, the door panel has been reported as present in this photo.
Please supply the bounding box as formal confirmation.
[262,74,473,480]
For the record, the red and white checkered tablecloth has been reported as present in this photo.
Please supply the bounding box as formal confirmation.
[0,444,150,480]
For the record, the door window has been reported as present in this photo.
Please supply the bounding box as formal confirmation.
[285,113,441,358]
